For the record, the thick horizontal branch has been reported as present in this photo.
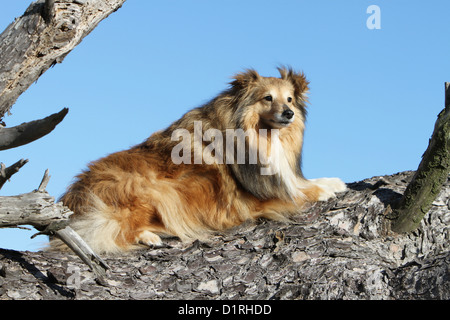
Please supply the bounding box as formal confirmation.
[0,190,71,229]
[0,108,68,151]
[0,0,126,119]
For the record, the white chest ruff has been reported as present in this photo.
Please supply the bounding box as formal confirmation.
[259,131,303,200]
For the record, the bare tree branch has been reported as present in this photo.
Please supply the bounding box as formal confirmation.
[0,169,109,282]
[0,159,29,190]
[37,168,51,192]
[0,187,71,230]
[0,0,127,120]
[53,226,110,285]
[0,108,68,151]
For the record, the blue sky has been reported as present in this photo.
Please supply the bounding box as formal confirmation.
[1,0,449,251]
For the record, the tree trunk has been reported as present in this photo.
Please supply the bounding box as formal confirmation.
[1,171,448,300]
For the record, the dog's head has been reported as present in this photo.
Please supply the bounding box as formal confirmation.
[230,67,309,130]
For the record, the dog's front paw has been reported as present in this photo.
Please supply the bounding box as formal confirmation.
[309,177,347,201]
[136,230,163,248]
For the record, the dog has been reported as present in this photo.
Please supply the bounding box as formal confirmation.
[53,67,346,254]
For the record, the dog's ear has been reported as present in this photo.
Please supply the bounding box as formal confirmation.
[278,67,309,100]
[230,69,261,89]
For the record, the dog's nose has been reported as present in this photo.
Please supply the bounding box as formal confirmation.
[282,108,294,119]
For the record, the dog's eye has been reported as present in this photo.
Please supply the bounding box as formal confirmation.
[287,97,292,103]
[264,96,273,102]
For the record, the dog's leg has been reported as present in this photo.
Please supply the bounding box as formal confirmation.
[308,177,347,201]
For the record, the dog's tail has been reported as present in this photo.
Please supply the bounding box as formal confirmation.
[48,194,125,254]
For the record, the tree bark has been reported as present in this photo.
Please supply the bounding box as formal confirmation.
[0,0,127,120]
[0,171,448,300]
[391,83,450,233]
[0,190,71,229]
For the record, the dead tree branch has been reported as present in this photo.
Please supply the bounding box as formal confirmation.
[37,168,51,192]
[0,108,68,151]
[0,170,109,282]
[53,227,110,285]
[0,0,127,120]
[0,190,70,229]
[0,159,29,190]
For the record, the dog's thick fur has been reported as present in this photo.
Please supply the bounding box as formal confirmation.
[53,67,346,254]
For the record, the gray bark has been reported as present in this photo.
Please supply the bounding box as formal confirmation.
[0,171,448,300]
[0,190,71,229]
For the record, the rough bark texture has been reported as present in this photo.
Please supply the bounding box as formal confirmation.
[0,0,126,120]
[0,190,71,229]
[392,84,450,233]
[0,171,448,300]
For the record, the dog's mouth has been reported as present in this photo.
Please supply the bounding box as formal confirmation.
[261,114,294,129]
[268,119,292,127]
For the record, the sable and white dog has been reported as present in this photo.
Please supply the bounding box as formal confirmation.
[53,67,346,254]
